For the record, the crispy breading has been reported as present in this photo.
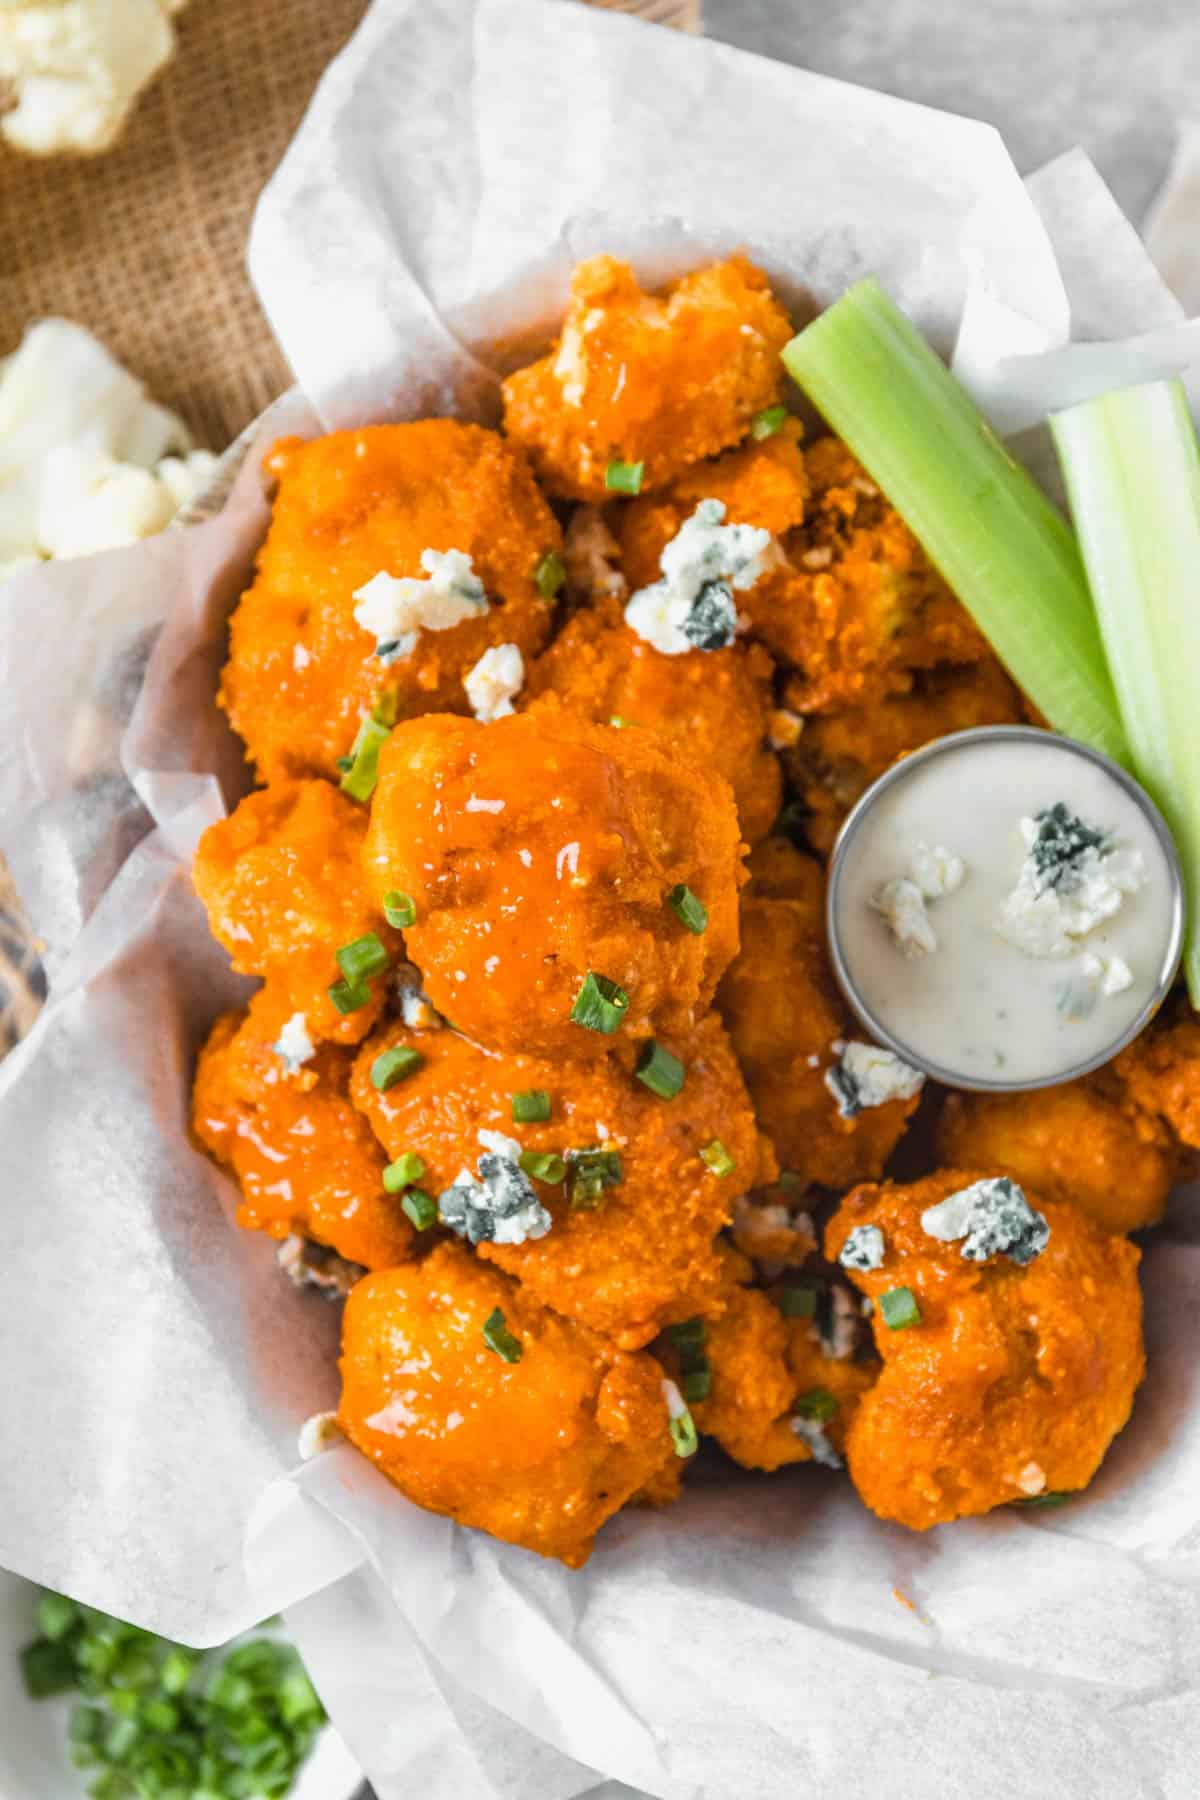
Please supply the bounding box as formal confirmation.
[1115,1011,1200,1152]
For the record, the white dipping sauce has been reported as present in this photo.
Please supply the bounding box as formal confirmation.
[830,730,1181,1087]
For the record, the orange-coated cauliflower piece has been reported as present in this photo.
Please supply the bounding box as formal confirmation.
[193,780,399,1045]
[363,709,744,1058]
[826,1171,1144,1529]
[744,836,825,915]
[501,254,794,500]
[718,894,920,1187]
[220,422,560,784]
[937,1084,1177,1235]
[349,1013,761,1348]
[337,1243,676,1566]
[1116,1011,1200,1152]
[524,611,782,844]
[192,984,413,1271]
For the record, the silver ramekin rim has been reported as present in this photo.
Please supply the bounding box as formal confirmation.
[824,724,1186,1093]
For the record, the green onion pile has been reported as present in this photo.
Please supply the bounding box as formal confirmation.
[21,1591,325,1799]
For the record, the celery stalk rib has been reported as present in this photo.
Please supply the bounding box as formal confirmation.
[782,278,1130,766]
[1051,380,1200,1004]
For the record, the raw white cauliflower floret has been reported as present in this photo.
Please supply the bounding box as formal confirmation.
[0,0,188,157]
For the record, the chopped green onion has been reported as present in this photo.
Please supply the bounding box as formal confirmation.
[327,976,371,1015]
[335,931,389,986]
[776,1284,818,1319]
[370,1044,424,1091]
[535,549,566,600]
[401,1188,438,1230]
[699,1138,735,1177]
[570,970,630,1034]
[565,1147,623,1203]
[781,277,1130,765]
[608,714,638,728]
[339,708,392,804]
[681,1367,712,1403]
[635,1039,685,1099]
[666,1317,706,1349]
[518,1149,567,1185]
[879,1285,922,1330]
[382,1151,426,1192]
[605,458,644,495]
[666,882,708,934]
[1050,378,1200,1002]
[511,1088,551,1123]
[666,1394,699,1459]
[482,1307,523,1363]
[750,403,788,441]
[382,890,416,930]
[794,1387,838,1422]
[1013,1490,1074,1509]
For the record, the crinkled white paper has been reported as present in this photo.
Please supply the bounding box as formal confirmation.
[3,2,1200,1795]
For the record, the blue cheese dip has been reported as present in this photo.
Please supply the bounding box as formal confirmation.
[828,727,1183,1088]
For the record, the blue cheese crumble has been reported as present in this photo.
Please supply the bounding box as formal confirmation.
[353,548,487,663]
[838,1224,886,1272]
[464,643,524,721]
[873,841,965,957]
[997,803,1145,959]
[438,1129,552,1247]
[921,1175,1049,1266]
[824,1042,925,1118]
[624,499,778,656]
[271,1012,315,1074]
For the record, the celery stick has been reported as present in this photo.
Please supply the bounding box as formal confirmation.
[782,278,1130,765]
[1051,379,1200,1003]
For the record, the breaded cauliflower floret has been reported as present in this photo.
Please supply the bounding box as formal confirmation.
[337,1243,676,1567]
[1116,1011,1200,1152]
[192,985,414,1271]
[744,836,825,916]
[782,657,1025,855]
[220,422,560,784]
[826,1171,1144,1529]
[718,895,918,1188]
[363,709,744,1058]
[193,780,399,1046]
[524,612,782,844]
[938,1084,1178,1236]
[350,1013,763,1348]
[501,254,794,500]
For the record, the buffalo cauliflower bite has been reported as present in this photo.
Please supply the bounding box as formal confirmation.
[744,836,825,917]
[938,1084,1178,1235]
[193,779,399,1046]
[337,1243,677,1567]
[718,894,919,1188]
[1116,1012,1200,1152]
[826,1171,1144,1529]
[524,610,782,844]
[219,422,561,785]
[501,254,794,500]
[192,985,414,1271]
[783,657,1026,855]
[363,709,744,1058]
[350,1013,762,1348]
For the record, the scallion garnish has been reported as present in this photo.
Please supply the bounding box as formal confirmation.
[608,714,638,728]
[794,1387,838,1422]
[750,403,788,441]
[663,1382,699,1458]
[605,458,645,495]
[401,1189,438,1230]
[339,703,393,804]
[370,1044,424,1091]
[335,931,390,986]
[781,277,1130,765]
[699,1139,735,1177]
[635,1039,685,1099]
[482,1307,523,1363]
[1050,377,1200,1003]
[681,1367,712,1403]
[570,970,630,1034]
[566,1146,623,1210]
[518,1149,567,1185]
[776,1285,818,1319]
[383,890,416,930]
[879,1285,921,1330]
[666,1318,706,1349]
[328,976,370,1015]
[382,1151,426,1192]
[1013,1490,1073,1509]
[511,1089,551,1123]
[535,549,566,600]
[666,882,708,934]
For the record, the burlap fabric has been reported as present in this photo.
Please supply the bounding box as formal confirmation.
[0,0,699,1057]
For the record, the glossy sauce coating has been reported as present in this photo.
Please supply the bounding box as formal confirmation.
[220,422,560,783]
[363,708,744,1057]
[192,984,414,1270]
[350,1013,765,1348]
[337,1244,675,1566]
[826,1171,1144,1529]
